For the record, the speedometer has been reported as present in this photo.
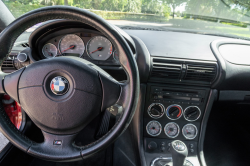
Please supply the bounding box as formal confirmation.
[87,36,113,61]
[59,34,85,57]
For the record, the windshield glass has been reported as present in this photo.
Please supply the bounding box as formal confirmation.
[2,0,250,40]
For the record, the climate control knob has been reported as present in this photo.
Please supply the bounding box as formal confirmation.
[166,105,183,120]
[184,106,201,121]
[148,103,165,119]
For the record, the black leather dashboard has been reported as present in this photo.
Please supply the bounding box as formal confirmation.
[125,30,223,61]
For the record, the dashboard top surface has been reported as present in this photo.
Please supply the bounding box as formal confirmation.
[125,30,227,61]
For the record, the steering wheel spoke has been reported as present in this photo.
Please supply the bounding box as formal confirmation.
[98,73,121,111]
[2,68,25,103]
[28,131,82,161]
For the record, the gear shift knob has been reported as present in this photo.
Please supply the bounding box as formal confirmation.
[170,140,188,166]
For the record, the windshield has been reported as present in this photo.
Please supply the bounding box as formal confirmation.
[2,0,250,40]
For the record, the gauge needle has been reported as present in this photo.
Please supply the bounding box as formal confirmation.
[90,47,103,54]
[62,45,76,53]
[45,50,53,57]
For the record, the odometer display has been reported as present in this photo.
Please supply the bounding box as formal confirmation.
[87,36,112,61]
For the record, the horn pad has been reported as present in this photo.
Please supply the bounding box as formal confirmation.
[18,57,102,134]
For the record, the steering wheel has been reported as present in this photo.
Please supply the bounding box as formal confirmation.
[0,6,139,161]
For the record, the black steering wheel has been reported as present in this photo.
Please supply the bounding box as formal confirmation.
[0,6,139,161]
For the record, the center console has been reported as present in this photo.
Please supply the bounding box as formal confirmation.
[144,84,210,166]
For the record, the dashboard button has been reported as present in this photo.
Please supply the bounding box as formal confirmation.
[164,92,172,95]
[193,94,201,98]
[161,142,166,146]
[153,88,160,92]
[148,141,157,150]
[176,92,183,96]
[164,100,172,103]
[17,53,28,62]
[191,102,200,105]
[161,147,166,152]
[182,101,190,105]
[184,93,193,97]
[152,94,158,99]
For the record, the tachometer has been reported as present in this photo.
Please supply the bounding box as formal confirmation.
[59,34,85,57]
[42,43,57,58]
[87,36,112,60]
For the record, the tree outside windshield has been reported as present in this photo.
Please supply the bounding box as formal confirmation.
[2,0,250,40]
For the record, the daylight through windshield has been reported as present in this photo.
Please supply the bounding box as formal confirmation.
[2,0,250,39]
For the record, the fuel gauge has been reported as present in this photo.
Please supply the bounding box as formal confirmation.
[182,124,198,140]
[42,43,57,58]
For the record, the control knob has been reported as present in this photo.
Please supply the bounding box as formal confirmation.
[184,106,201,121]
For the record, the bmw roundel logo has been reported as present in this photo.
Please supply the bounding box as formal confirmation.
[50,76,69,95]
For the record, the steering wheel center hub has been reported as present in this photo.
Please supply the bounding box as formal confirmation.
[18,57,103,134]
[50,76,69,95]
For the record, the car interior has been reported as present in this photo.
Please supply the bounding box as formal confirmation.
[0,1,250,166]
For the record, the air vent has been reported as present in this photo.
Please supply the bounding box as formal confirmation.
[184,64,216,82]
[151,59,182,80]
[21,43,29,47]
[1,55,16,72]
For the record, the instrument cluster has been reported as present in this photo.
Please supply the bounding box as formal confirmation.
[39,31,119,64]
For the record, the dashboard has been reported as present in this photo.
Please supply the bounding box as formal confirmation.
[3,19,250,166]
